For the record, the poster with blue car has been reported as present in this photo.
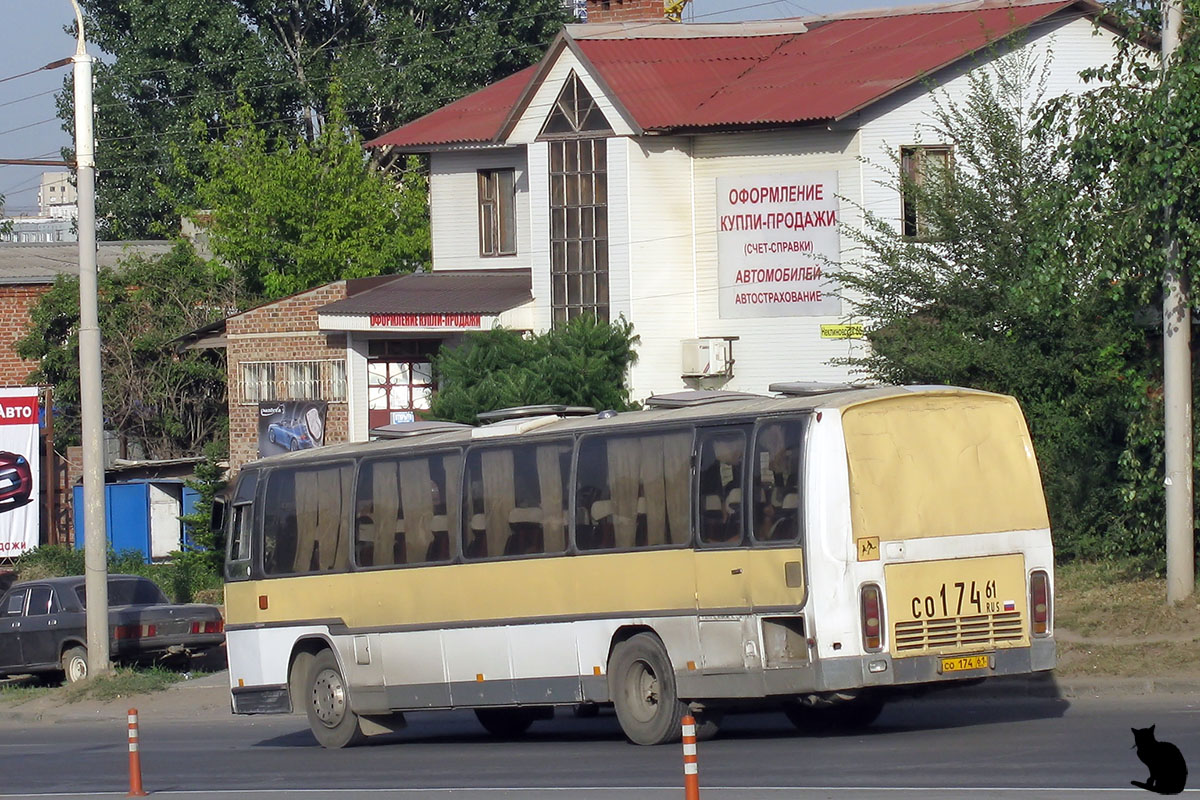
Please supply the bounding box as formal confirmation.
[258,401,328,457]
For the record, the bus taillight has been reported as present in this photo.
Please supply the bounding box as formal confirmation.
[1030,570,1050,636]
[861,584,883,652]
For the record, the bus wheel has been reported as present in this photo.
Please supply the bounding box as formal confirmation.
[474,708,536,737]
[305,649,366,748]
[784,694,884,732]
[609,632,687,745]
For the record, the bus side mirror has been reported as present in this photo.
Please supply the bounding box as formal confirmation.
[211,497,227,537]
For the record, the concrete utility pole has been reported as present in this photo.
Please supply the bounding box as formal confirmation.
[1163,0,1194,605]
[70,0,110,674]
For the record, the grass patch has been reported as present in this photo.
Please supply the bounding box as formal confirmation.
[1054,561,1200,678]
[1055,561,1200,638]
[0,666,187,707]
[64,667,185,702]
[1057,639,1200,678]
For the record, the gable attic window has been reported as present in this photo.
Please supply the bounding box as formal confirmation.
[900,145,952,238]
[478,169,517,257]
[539,72,612,325]
[539,71,613,139]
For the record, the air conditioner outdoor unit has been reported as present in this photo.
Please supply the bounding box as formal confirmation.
[681,338,733,378]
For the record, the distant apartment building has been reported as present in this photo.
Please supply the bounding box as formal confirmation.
[1,172,78,243]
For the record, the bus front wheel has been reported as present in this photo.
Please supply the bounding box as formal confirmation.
[609,632,687,745]
[305,649,366,748]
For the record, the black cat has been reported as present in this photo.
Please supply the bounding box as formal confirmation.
[1131,725,1188,795]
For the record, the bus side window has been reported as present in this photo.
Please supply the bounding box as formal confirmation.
[462,443,569,560]
[225,471,257,581]
[697,428,749,547]
[354,452,461,568]
[751,420,805,545]
[574,430,690,552]
[263,464,353,575]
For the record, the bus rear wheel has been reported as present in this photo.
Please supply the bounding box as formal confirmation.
[305,649,366,748]
[784,693,885,732]
[474,707,538,737]
[609,632,687,745]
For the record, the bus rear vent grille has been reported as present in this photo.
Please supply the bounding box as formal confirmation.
[892,612,1024,652]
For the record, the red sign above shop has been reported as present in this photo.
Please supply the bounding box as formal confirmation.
[369,313,482,328]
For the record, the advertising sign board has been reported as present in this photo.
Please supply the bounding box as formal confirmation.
[258,401,328,458]
[0,387,39,556]
[717,171,841,318]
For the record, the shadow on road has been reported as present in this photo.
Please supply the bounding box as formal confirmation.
[249,693,1071,750]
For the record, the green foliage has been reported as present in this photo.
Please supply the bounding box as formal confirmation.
[430,316,641,423]
[180,440,230,575]
[63,0,568,238]
[190,97,430,299]
[16,242,231,457]
[13,545,221,604]
[836,48,1159,565]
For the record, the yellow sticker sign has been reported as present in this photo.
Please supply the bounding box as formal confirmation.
[820,324,864,339]
[856,536,880,561]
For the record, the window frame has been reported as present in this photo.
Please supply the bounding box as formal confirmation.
[352,448,463,571]
[746,415,809,548]
[259,459,357,578]
[460,437,575,563]
[477,168,517,258]
[900,144,953,238]
[571,426,695,556]
[694,424,753,550]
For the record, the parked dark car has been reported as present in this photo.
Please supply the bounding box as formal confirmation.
[0,575,224,683]
[267,419,313,451]
[0,451,33,509]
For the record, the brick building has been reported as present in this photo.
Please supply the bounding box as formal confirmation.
[216,271,532,472]
[0,241,173,385]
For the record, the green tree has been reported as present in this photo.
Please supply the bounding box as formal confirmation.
[191,97,429,299]
[63,0,568,238]
[17,242,232,457]
[430,316,641,424]
[179,439,230,574]
[836,49,1155,563]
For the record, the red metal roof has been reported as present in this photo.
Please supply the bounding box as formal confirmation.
[365,66,536,149]
[368,1,1087,148]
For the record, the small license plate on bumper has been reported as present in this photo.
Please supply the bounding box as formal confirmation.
[940,654,992,673]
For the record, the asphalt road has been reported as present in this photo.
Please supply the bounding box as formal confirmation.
[1,691,1198,799]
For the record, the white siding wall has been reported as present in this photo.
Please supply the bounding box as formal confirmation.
[622,137,698,399]
[858,13,1123,230]
[528,141,553,333]
[683,128,867,398]
[429,148,531,271]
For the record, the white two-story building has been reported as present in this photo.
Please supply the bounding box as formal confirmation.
[217,0,1128,469]
[351,0,1121,405]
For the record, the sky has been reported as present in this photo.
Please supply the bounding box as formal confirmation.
[0,0,910,216]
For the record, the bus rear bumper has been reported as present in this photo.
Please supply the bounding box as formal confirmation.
[694,638,1056,699]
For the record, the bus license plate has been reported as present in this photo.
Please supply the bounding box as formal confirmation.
[940,654,991,673]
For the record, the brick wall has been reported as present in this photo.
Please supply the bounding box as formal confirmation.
[226,283,350,473]
[585,0,668,23]
[0,284,51,385]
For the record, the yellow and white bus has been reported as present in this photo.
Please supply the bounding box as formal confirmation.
[220,385,1054,747]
